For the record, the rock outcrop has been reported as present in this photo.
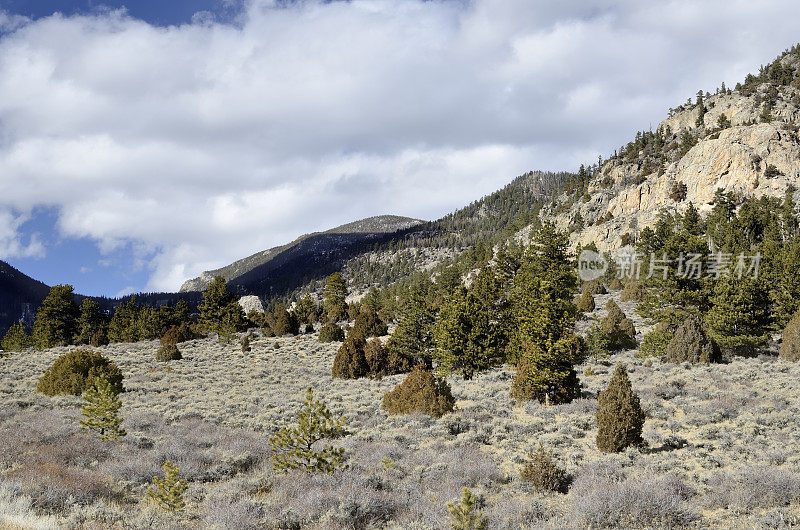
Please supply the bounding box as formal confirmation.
[238,295,266,315]
[541,52,800,252]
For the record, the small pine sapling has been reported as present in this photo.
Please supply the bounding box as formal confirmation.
[147,460,188,513]
[79,375,125,440]
[447,487,488,530]
[270,386,346,474]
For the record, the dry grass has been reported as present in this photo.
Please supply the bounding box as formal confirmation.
[2,295,800,527]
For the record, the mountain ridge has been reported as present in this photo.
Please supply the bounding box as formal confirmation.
[179,215,425,293]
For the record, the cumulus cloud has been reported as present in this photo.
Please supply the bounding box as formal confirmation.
[1,0,799,291]
[0,209,45,259]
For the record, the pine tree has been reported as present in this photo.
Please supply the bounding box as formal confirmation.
[75,299,104,345]
[198,276,245,343]
[107,296,141,343]
[80,375,125,440]
[270,386,346,474]
[596,364,645,453]
[1,322,31,352]
[508,223,577,362]
[147,460,188,513]
[705,275,770,356]
[433,285,503,380]
[31,284,79,349]
[387,286,436,368]
[323,273,348,323]
[447,487,488,530]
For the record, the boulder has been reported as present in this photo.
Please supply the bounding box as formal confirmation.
[238,295,266,314]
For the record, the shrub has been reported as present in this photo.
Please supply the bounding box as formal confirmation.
[241,335,251,353]
[582,279,606,295]
[364,338,394,378]
[382,365,455,417]
[569,465,696,527]
[147,460,188,513]
[587,301,636,354]
[664,316,721,364]
[596,364,645,453]
[620,280,646,302]
[37,349,123,396]
[638,322,674,358]
[447,487,488,530]
[319,323,345,343]
[80,375,126,440]
[270,386,346,474]
[156,343,182,362]
[669,181,687,202]
[520,445,570,494]
[576,291,595,313]
[779,310,800,361]
[160,322,197,346]
[331,331,369,379]
[304,323,315,334]
[608,277,624,291]
[511,340,581,404]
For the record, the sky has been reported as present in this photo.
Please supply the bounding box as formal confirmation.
[1,1,800,297]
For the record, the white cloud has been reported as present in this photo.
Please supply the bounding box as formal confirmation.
[0,0,799,291]
[0,208,45,259]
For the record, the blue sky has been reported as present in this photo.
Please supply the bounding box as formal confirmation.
[2,0,800,297]
[1,0,236,26]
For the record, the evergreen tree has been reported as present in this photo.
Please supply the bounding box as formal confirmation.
[147,461,188,513]
[596,364,645,453]
[31,284,79,349]
[173,299,191,325]
[510,339,581,404]
[198,276,245,342]
[706,275,770,355]
[1,322,31,352]
[293,295,318,325]
[433,285,504,380]
[75,299,104,345]
[108,296,141,343]
[80,375,126,440]
[323,273,348,323]
[269,386,346,474]
[508,223,577,362]
[331,329,369,379]
[447,487,488,530]
[387,285,436,368]
[272,303,299,335]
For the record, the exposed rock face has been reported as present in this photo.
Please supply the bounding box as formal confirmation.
[238,295,266,315]
[544,77,800,251]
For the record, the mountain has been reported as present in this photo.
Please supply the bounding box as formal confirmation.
[542,46,800,251]
[179,215,425,295]
[180,171,577,299]
[0,260,51,335]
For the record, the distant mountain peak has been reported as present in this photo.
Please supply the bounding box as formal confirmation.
[179,215,424,293]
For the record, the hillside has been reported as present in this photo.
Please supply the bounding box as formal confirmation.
[0,260,50,336]
[542,46,800,251]
[179,215,424,295]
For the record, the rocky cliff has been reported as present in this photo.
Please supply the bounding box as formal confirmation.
[543,48,800,251]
